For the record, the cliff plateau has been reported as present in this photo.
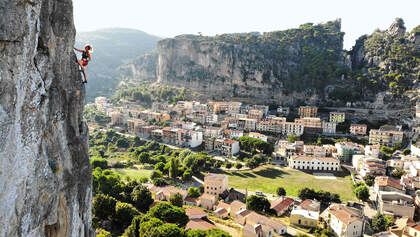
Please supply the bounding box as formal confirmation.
[0,0,92,236]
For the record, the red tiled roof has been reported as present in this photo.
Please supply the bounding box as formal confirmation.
[186,208,207,217]
[185,219,215,230]
[271,198,294,212]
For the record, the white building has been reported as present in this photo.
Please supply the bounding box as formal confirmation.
[189,131,203,148]
[322,121,337,134]
[289,156,340,171]
[321,204,363,237]
[365,145,380,159]
[248,132,268,142]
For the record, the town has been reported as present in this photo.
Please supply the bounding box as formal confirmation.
[87,96,420,237]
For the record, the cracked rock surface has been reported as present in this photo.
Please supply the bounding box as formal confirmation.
[0,0,93,236]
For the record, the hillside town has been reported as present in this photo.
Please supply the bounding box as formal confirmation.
[84,96,420,237]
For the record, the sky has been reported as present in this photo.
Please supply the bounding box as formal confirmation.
[73,0,419,49]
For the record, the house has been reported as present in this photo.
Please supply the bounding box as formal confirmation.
[365,144,381,158]
[270,197,294,216]
[214,207,229,219]
[234,209,252,225]
[350,124,368,135]
[184,197,199,206]
[298,106,318,118]
[248,132,268,142]
[377,191,415,218]
[277,106,290,116]
[297,199,320,212]
[203,126,223,138]
[204,173,228,196]
[199,194,217,210]
[242,211,287,237]
[330,112,345,123]
[374,176,405,194]
[228,188,247,202]
[335,142,363,163]
[185,219,216,231]
[304,145,327,157]
[289,156,340,171]
[359,158,386,177]
[230,200,246,216]
[402,223,420,237]
[185,208,208,220]
[321,204,363,237]
[214,139,240,156]
[369,129,404,146]
[323,121,337,134]
[290,209,319,228]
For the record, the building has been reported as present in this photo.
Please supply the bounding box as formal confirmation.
[304,145,327,157]
[230,200,246,216]
[330,112,345,123]
[240,211,287,237]
[365,145,381,158]
[185,219,216,231]
[377,191,415,218]
[248,110,265,120]
[199,194,217,210]
[335,142,363,163]
[369,129,404,146]
[350,124,368,135]
[290,209,319,228]
[289,156,340,171]
[296,117,322,133]
[374,176,405,194]
[323,121,337,134]
[277,106,290,116]
[248,132,268,142]
[270,197,294,216]
[110,112,125,126]
[214,139,240,156]
[298,106,318,118]
[297,200,320,212]
[321,204,363,237]
[204,173,228,196]
[279,122,304,136]
[186,208,208,220]
[358,157,386,177]
[256,121,281,134]
[402,223,420,237]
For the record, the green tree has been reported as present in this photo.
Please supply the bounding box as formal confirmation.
[391,168,406,178]
[169,157,180,179]
[276,187,286,196]
[155,162,166,172]
[90,158,108,169]
[225,162,232,169]
[169,193,184,207]
[116,137,131,148]
[151,170,163,180]
[371,212,393,233]
[155,223,185,237]
[138,152,150,164]
[354,184,370,201]
[188,187,201,198]
[139,217,164,237]
[182,169,192,181]
[113,202,140,230]
[131,185,154,212]
[364,174,375,186]
[246,195,270,213]
[235,162,243,169]
[122,215,142,237]
[97,229,112,237]
[402,148,411,155]
[92,194,117,220]
[153,177,168,187]
[147,203,189,227]
[288,134,299,143]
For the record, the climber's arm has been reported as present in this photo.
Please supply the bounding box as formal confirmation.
[73,47,83,53]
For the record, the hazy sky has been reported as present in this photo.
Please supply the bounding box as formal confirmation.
[73,0,419,49]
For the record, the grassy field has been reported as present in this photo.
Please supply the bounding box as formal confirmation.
[111,165,154,179]
[215,165,356,201]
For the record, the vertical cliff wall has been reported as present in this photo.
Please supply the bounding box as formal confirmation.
[0,0,93,236]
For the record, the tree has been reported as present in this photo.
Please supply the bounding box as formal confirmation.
[288,134,299,143]
[147,203,189,227]
[235,162,243,169]
[364,174,375,186]
[155,162,166,172]
[92,194,117,220]
[225,162,232,169]
[169,157,180,179]
[169,193,184,207]
[151,170,163,180]
[139,217,164,237]
[182,169,192,181]
[402,148,411,155]
[155,223,185,237]
[97,229,112,237]
[138,152,150,164]
[131,185,154,212]
[153,177,168,187]
[371,212,393,233]
[90,158,108,169]
[391,168,406,178]
[122,215,142,237]
[276,187,286,196]
[116,137,131,148]
[188,187,201,198]
[246,195,270,213]
[354,184,370,201]
[113,202,140,230]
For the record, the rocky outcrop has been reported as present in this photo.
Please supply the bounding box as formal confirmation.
[119,52,158,83]
[0,0,93,236]
[155,20,346,104]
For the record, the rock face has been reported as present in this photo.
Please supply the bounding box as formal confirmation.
[119,52,158,83]
[155,20,345,103]
[0,0,93,236]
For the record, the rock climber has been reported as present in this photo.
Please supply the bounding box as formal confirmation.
[74,44,93,83]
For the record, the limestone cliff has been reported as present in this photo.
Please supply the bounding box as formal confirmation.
[0,0,93,236]
[155,20,346,103]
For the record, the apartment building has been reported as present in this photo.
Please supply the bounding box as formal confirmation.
[248,132,268,142]
[277,106,290,116]
[304,145,327,157]
[330,112,345,123]
[350,124,368,135]
[296,117,322,133]
[369,129,404,146]
[214,139,240,156]
[323,121,337,134]
[377,191,415,219]
[298,106,318,118]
